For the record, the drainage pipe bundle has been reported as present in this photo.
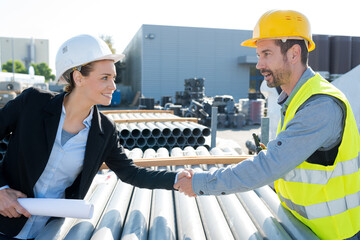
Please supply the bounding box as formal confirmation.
[171,147,207,240]
[113,120,210,150]
[148,148,176,240]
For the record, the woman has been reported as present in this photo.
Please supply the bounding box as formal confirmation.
[0,34,190,239]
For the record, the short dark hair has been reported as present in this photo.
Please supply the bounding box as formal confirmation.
[274,39,309,66]
[64,62,95,93]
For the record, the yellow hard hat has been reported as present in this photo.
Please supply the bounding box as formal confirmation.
[241,10,315,51]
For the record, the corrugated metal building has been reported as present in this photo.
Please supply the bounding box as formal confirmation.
[0,37,49,69]
[122,25,257,102]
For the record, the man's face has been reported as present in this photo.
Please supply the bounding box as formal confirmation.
[256,39,291,88]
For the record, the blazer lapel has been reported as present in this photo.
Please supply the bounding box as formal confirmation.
[43,92,65,158]
[80,106,106,194]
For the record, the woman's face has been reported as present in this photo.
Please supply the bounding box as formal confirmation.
[79,60,116,106]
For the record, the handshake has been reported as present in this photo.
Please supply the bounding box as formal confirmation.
[173,169,197,197]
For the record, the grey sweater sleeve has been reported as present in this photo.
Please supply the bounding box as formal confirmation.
[192,95,344,195]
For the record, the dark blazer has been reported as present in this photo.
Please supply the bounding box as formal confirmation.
[0,88,176,236]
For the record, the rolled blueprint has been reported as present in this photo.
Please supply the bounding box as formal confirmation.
[18,198,94,219]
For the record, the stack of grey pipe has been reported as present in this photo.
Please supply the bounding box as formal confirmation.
[36,146,319,240]
[106,112,211,150]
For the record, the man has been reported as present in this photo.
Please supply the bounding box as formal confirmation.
[175,10,360,240]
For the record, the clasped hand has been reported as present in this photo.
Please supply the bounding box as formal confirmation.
[173,169,197,197]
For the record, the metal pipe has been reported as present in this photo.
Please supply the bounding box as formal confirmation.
[211,107,218,148]
[162,122,181,137]
[146,137,156,148]
[64,172,118,240]
[120,187,152,240]
[90,180,134,240]
[120,149,154,240]
[116,123,131,139]
[172,122,192,137]
[156,136,166,147]
[196,136,205,145]
[127,123,141,138]
[148,148,176,240]
[145,122,162,138]
[187,121,211,137]
[180,121,202,137]
[171,147,206,240]
[186,136,196,146]
[176,136,186,146]
[166,136,176,147]
[236,191,292,239]
[136,137,146,148]
[254,186,320,240]
[125,138,135,149]
[154,122,172,137]
[137,122,151,138]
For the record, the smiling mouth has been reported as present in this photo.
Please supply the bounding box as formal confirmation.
[102,93,113,98]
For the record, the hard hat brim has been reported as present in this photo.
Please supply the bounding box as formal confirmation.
[241,37,315,52]
[55,53,125,82]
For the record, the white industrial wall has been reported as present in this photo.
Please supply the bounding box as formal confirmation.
[124,25,256,101]
[0,37,49,68]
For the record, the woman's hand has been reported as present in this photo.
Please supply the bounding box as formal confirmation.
[0,188,31,218]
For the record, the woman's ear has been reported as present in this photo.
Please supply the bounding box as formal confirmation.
[72,70,84,86]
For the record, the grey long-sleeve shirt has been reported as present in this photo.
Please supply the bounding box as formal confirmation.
[192,68,345,195]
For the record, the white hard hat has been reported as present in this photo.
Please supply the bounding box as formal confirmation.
[55,34,125,82]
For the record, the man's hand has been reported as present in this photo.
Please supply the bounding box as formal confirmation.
[0,188,31,218]
[174,169,196,197]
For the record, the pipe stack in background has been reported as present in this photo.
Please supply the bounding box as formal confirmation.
[105,111,210,150]
[36,145,319,240]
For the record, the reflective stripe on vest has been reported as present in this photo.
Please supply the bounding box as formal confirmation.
[282,154,360,184]
[278,190,360,220]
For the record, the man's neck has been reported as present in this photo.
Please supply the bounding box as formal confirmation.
[281,65,307,95]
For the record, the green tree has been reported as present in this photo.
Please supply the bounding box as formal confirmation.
[100,35,116,54]
[1,60,27,73]
[31,62,55,81]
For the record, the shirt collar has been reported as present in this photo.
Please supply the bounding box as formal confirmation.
[277,67,316,106]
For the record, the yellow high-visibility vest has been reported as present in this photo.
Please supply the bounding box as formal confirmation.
[275,74,360,240]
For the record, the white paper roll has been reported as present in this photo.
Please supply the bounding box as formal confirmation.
[18,198,94,219]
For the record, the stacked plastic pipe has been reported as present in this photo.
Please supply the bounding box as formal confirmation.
[36,146,319,240]
[106,112,210,150]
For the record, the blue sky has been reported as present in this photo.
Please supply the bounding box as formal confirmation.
[1,0,359,71]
